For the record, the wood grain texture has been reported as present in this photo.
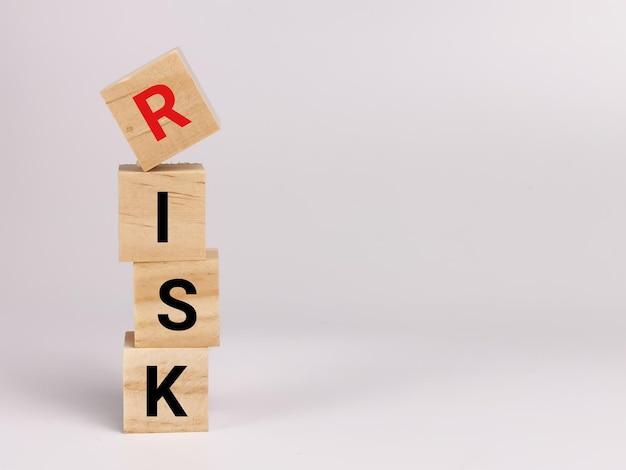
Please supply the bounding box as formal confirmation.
[101,48,220,171]
[134,249,219,348]
[123,331,209,433]
[119,163,205,262]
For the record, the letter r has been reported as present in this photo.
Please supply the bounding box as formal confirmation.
[133,84,192,141]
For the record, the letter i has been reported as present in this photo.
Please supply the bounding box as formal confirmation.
[158,192,168,243]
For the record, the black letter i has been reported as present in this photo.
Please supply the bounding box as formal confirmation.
[158,192,168,243]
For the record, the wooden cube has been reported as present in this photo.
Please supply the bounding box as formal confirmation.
[101,48,220,171]
[134,249,219,348]
[123,331,209,433]
[119,163,205,262]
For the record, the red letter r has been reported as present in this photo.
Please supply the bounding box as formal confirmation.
[133,84,192,141]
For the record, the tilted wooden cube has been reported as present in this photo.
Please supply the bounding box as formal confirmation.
[119,163,205,262]
[101,48,220,171]
[123,331,209,433]
[134,249,219,348]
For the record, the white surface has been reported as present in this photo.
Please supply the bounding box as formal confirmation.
[4,315,626,469]
[2,0,626,468]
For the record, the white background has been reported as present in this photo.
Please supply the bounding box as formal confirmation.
[2,0,626,468]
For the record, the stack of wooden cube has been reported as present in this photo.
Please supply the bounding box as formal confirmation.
[100,48,221,433]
